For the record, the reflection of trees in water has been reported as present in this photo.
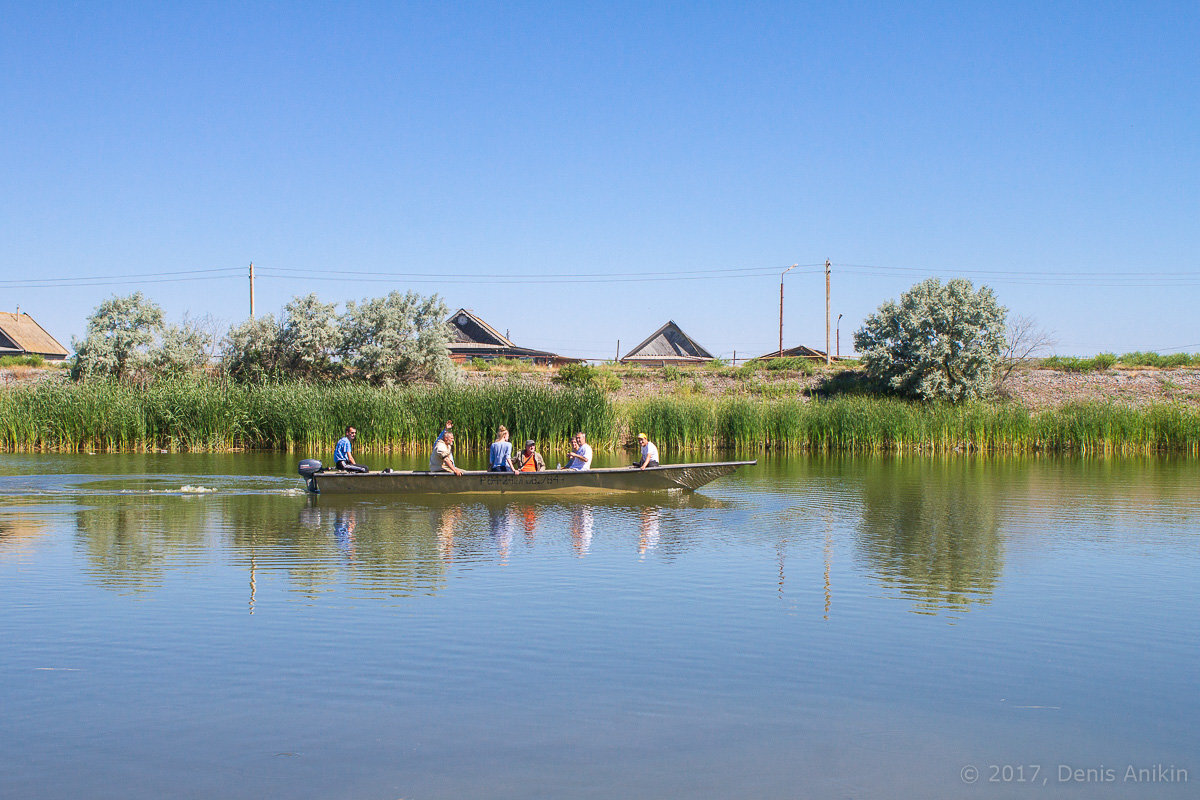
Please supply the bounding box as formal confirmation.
[855,457,1004,613]
[74,496,212,594]
[69,489,730,600]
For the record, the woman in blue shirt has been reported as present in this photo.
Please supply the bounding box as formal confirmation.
[489,426,517,472]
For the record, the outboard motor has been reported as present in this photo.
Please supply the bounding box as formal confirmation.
[298,459,323,493]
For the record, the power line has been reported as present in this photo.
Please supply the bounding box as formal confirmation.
[837,262,1200,277]
[0,267,240,287]
[257,262,824,279]
[253,271,822,286]
[0,274,243,289]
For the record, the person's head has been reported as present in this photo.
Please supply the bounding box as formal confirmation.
[524,439,536,453]
[576,431,587,444]
[444,432,454,445]
[497,425,509,441]
[637,433,647,446]
[345,426,357,439]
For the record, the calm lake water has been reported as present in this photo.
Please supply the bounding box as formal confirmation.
[1,452,1197,799]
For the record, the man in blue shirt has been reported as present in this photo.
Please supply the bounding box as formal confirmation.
[334,426,368,473]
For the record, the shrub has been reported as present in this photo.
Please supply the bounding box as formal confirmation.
[70,292,166,382]
[223,315,285,383]
[553,363,622,393]
[1119,351,1199,368]
[854,278,1006,401]
[0,354,46,368]
[339,290,453,383]
[278,294,342,380]
[1040,354,1117,373]
[764,357,815,375]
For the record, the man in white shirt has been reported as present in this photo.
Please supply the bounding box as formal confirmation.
[430,431,465,476]
[565,432,592,470]
[635,433,659,469]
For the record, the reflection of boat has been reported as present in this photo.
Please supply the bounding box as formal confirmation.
[298,461,755,495]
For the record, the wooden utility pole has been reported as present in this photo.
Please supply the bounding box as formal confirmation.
[248,262,256,318]
[779,264,797,357]
[824,259,831,365]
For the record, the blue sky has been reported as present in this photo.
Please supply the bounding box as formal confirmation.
[3,1,1197,359]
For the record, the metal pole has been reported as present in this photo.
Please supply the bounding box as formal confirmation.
[779,264,796,358]
[825,260,831,365]
[616,340,620,362]
[249,262,255,319]
[836,313,843,359]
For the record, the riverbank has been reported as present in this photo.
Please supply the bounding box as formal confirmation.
[458,362,1200,409]
[3,375,1200,455]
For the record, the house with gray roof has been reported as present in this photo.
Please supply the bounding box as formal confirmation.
[619,320,714,366]
[446,308,579,366]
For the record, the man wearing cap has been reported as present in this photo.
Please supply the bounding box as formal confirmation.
[515,440,544,472]
[635,433,660,470]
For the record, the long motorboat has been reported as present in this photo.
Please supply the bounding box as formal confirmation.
[298,459,756,495]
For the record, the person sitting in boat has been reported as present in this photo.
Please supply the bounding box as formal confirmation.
[565,432,592,470]
[515,439,545,472]
[430,431,465,476]
[489,426,517,472]
[334,426,369,473]
[634,433,660,469]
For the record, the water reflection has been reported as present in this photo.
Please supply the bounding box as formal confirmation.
[855,458,1003,613]
[638,506,660,557]
[74,497,210,594]
[570,505,593,557]
[7,453,1196,617]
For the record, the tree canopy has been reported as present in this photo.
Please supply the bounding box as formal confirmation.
[853,278,1007,401]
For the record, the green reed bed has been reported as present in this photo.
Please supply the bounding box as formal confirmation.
[619,396,1200,454]
[4,379,1200,454]
[0,379,616,453]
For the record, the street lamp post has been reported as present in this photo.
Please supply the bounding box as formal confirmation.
[836,313,843,359]
[779,264,797,358]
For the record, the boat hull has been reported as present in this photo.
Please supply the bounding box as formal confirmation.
[305,461,755,495]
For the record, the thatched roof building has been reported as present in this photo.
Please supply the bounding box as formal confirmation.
[446,308,579,366]
[620,321,714,365]
[0,311,69,360]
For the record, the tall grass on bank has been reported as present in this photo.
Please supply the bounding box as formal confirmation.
[619,397,1200,455]
[0,379,615,453]
[4,379,1199,454]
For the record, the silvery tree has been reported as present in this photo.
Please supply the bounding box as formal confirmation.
[339,291,454,383]
[71,292,166,381]
[854,278,1007,401]
[72,293,213,381]
[153,315,215,377]
[222,314,285,382]
[278,293,343,379]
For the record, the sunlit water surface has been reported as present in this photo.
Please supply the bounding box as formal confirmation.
[1,453,1197,799]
